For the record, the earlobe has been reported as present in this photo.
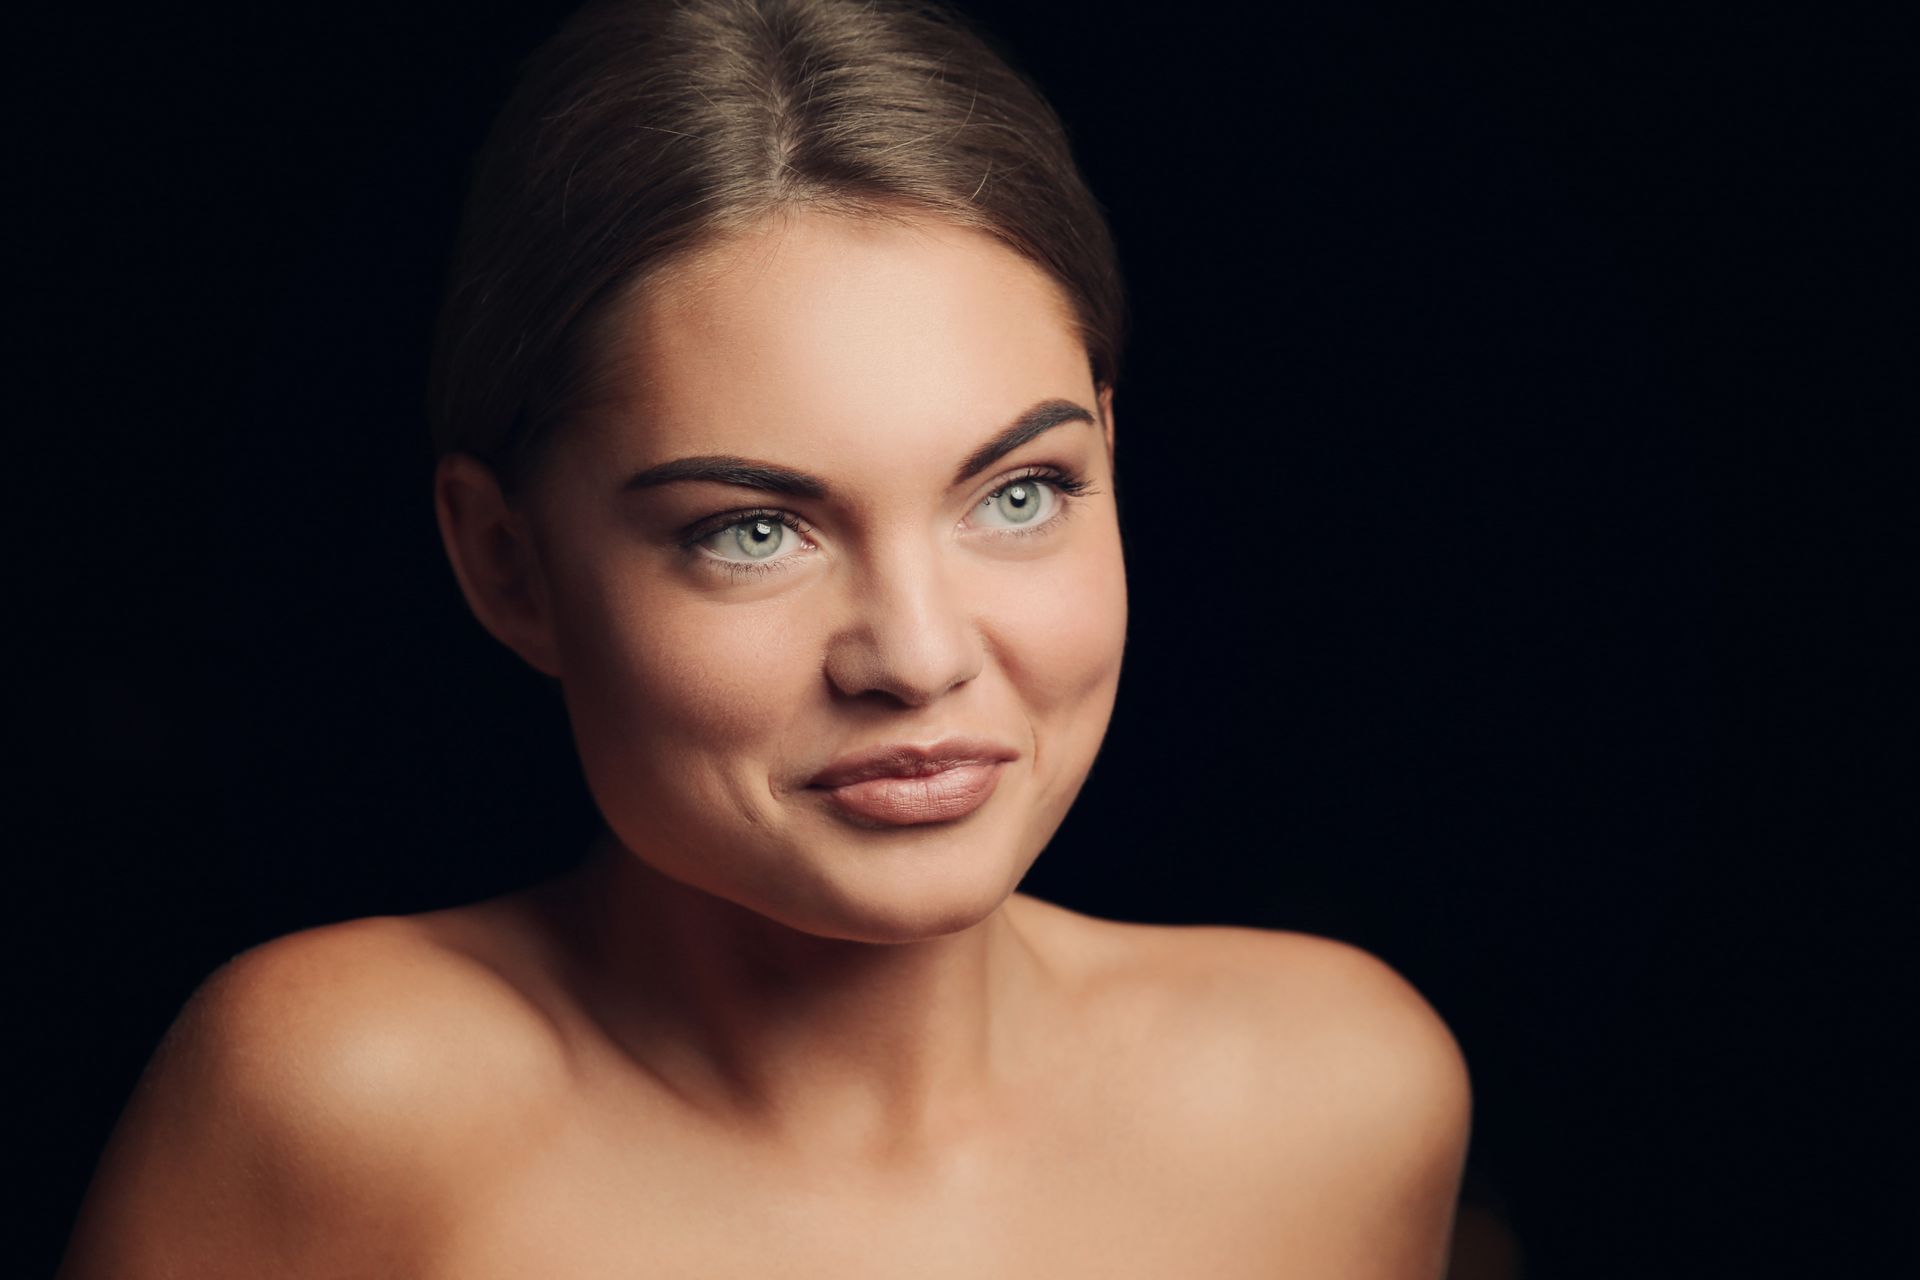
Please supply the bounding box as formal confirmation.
[432,454,565,679]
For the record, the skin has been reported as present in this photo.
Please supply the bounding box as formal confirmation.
[60,210,1471,1277]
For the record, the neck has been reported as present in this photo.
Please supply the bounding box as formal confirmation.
[563,830,1046,1159]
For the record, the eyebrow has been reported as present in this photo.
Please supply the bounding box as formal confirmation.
[618,397,1097,500]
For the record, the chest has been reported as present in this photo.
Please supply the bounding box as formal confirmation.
[412,1101,1324,1278]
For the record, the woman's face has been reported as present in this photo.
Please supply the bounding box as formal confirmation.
[516,210,1126,943]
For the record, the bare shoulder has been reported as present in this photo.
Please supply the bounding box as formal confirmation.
[1014,895,1470,1108]
[1176,924,1472,1111]
[186,909,573,1131]
[1146,917,1468,1153]
[59,910,572,1278]
[1177,925,1471,1275]
[1013,898,1471,1274]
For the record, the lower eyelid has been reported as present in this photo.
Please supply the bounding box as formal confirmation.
[711,557,793,578]
[694,548,811,581]
[982,499,1077,540]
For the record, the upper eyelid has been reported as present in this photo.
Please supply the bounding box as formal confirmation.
[969,462,1093,510]
[966,465,1079,510]
[679,505,815,547]
[966,465,1082,528]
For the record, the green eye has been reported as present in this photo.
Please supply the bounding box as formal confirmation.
[974,473,1065,530]
[990,482,1042,524]
[686,510,808,575]
[732,518,785,559]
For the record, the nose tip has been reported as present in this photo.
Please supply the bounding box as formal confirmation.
[823,558,984,706]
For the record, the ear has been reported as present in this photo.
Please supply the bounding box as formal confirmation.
[432,453,564,679]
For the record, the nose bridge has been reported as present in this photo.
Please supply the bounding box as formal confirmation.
[824,529,983,705]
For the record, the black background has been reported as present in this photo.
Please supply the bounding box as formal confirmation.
[18,1,1903,1275]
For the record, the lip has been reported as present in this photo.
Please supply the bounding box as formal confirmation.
[806,737,1019,827]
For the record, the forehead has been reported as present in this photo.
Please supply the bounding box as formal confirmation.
[587,211,1092,467]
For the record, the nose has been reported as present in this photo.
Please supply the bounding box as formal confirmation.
[823,542,984,707]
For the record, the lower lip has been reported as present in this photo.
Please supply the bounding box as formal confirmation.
[810,761,1008,827]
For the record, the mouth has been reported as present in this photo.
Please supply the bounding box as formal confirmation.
[805,737,1018,827]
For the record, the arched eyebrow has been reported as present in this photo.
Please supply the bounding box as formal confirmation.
[948,398,1096,487]
[620,456,829,500]
[619,397,1096,500]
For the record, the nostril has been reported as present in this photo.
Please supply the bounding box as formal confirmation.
[821,584,984,705]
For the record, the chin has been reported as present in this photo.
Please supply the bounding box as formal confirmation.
[596,769,1056,946]
[765,825,1036,945]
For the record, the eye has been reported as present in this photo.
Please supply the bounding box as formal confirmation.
[966,465,1091,534]
[687,511,813,575]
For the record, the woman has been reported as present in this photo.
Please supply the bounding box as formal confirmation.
[61,0,1470,1274]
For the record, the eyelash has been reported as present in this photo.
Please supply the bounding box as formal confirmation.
[680,463,1098,580]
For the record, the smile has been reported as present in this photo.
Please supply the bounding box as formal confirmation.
[802,740,1021,832]
[807,760,1009,826]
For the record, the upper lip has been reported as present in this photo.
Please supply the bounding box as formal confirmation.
[807,736,1019,788]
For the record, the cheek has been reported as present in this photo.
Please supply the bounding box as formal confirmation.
[989,528,1129,718]
[554,570,817,788]
[983,528,1127,837]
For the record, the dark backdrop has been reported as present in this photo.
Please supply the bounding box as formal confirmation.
[19,1,1901,1276]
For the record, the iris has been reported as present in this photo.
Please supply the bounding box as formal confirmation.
[734,518,784,558]
[992,483,1040,524]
